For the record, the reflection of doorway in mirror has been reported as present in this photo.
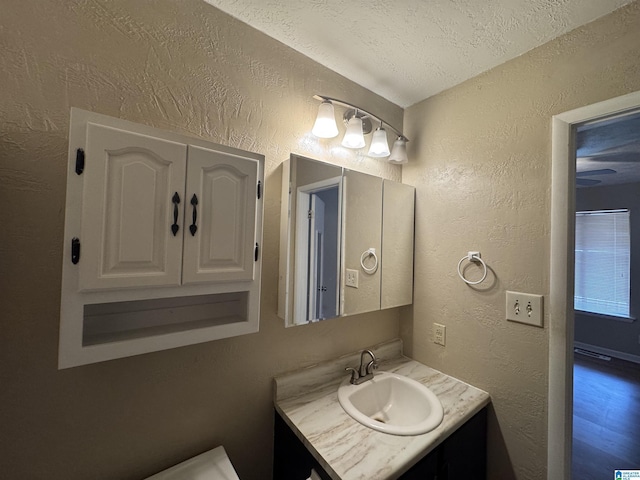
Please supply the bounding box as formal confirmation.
[294,177,341,324]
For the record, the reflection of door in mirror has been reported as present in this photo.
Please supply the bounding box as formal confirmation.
[294,179,341,323]
[278,155,344,327]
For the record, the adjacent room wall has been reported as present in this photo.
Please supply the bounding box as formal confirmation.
[402,2,640,479]
[0,1,403,479]
[575,182,640,362]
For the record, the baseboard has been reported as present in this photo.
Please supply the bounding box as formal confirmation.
[574,341,640,365]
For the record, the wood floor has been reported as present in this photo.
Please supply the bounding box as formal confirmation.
[572,353,640,479]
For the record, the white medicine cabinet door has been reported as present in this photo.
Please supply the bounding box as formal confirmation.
[182,146,259,284]
[79,123,187,291]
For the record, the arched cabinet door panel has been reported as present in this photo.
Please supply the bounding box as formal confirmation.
[182,146,259,285]
[80,123,187,291]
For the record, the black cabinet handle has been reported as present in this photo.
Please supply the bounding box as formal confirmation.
[71,237,80,264]
[255,243,259,261]
[189,194,198,236]
[171,192,180,236]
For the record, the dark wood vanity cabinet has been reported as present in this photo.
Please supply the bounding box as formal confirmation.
[274,408,487,480]
[274,412,333,480]
[403,408,487,479]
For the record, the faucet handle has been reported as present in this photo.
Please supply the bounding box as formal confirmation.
[345,367,359,384]
[366,359,378,375]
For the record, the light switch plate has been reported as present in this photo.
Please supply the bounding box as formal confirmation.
[346,269,358,288]
[506,291,543,327]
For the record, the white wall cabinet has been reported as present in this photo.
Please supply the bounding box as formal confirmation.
[59,109,264,369]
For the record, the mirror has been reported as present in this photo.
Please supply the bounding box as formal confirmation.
[278,155,343,325]
[278,155,415,327]
[342,169,383,316]
[381,179,415,309]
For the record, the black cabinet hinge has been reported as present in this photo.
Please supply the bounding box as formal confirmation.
[257,180,262,199]
[71,237,81,264]
[254,242,259,262]
[75,148,85,175]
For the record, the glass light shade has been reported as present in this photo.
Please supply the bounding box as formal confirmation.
[368,127,390,158]
[341,116,366,149]
[388,137,408,164]
[311,101,339,138]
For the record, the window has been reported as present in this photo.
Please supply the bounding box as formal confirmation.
[574,209,630,317]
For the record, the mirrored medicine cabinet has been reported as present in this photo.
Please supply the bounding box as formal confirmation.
[277,154,415,327]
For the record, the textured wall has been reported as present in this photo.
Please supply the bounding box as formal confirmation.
[575,182,640,360]
[0,1,402,479]
[402,2,640,478]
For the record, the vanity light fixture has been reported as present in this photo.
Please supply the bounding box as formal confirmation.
[388,137,408,164]
[368,123,391,158]
[311,95,409,162]
[311,100,339,138]
[342,112,366,149]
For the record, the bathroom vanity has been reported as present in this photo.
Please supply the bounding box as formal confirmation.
[272,340,490,480]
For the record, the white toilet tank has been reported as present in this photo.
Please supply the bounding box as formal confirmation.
[145,446,241,480]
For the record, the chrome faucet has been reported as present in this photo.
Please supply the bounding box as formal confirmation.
[345,349,378,385]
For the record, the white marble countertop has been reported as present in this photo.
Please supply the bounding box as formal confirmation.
[273,339,491,480]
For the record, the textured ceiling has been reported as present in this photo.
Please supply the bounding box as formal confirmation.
[204,0,633,107]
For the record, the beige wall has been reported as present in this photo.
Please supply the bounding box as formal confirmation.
[402,2,640,479]
[0,1,403,479]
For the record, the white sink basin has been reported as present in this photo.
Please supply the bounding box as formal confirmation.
[338,371,444,436]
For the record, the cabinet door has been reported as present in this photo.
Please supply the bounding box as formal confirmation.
[182,145,258,284]
[79,123,187,291]
[439,408,487,479]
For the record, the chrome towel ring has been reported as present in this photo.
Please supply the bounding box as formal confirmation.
[457,251,487,285]
[360,248,379,274]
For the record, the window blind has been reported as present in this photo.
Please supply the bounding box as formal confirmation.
[574,209,630,317]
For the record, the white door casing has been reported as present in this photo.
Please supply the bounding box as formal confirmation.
[549,90,640,479]
[309,193,326,321]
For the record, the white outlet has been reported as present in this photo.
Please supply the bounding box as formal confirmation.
[346,269,359,288]
[433,323,446,346]
[506,291,543,327]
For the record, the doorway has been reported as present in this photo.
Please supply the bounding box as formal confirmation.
[549,90,640,478]
[572,109,640,479]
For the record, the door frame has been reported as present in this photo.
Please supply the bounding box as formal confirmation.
[548,90,640,478]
